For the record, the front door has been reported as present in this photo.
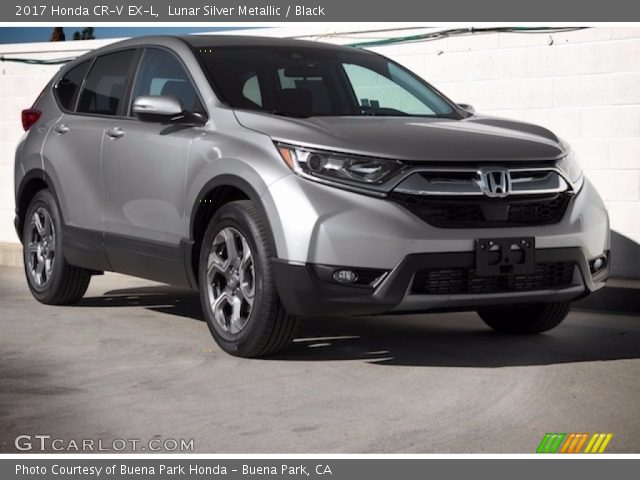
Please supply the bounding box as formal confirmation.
[101,47,206,285]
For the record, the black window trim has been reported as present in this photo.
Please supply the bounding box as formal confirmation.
[52,58,93,113]
[53,46,142,120]
[52,44,209,123]
[70,56,96,113]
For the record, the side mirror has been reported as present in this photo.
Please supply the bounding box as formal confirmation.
[457,103,476,114]
[132,95,184,122]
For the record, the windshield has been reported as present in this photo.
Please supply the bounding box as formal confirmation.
[195,45,461,118]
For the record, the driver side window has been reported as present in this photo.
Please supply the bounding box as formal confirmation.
[130,48,203,115]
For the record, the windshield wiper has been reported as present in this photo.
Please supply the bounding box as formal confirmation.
[358,106,410,116]
[266,110,311,119]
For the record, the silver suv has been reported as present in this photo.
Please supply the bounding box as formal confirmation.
[15,35,610,357]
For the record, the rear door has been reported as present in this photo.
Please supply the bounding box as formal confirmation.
[43,49,139,270]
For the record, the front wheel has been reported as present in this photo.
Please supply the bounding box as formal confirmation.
[478,301,571,334]
[198,200,298,357]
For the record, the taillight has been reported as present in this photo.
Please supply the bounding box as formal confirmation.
[21,109,42,131]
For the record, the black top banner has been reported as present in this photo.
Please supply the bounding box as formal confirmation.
[6,0,640,22]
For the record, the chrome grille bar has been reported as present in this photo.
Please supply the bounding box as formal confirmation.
[393,167,573,197]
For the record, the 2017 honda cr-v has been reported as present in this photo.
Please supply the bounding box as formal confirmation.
[15,35,610,357]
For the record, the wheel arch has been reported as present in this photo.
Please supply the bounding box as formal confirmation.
[189,175,278,287]
[15,169,61,244]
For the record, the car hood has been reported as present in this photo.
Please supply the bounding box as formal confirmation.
[234,111,567,163]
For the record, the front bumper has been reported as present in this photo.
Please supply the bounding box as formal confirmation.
[265,173,610,316]
[263,175,610,269]
[273,247,609,316]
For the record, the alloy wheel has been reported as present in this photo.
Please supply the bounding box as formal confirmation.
[206,227,256,334]
[27,207,56,288]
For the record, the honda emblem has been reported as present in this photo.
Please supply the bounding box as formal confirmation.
[478,168,511,198]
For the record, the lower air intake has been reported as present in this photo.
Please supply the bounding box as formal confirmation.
[411,262,576,295]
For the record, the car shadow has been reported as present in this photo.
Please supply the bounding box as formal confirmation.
[77,286,204,321]
[77,286,640,368]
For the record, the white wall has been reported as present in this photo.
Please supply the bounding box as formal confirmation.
[1,27,639,276]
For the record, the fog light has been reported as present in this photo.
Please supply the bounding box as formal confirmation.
[332,269,358,284]
[589,254,608,274]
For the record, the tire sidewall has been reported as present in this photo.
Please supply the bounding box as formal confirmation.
[198,202,274,355]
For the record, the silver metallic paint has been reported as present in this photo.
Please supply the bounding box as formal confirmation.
[14,35,610,308]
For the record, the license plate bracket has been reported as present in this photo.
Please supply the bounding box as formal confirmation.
[475,237,535,276]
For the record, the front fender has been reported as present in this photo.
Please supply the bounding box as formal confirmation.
[185,127,291,257]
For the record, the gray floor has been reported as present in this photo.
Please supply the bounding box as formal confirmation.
[1,266,639,453]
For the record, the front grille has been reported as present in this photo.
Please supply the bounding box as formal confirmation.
[411,262,575,295]
[390,193,571,228]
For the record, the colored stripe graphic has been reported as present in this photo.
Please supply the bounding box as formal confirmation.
[584,433,613,453]
[598,434,613,453]
[537,433,613,453]
[560,433,577,453]
[572,433,589,453]
[536,433,566,453]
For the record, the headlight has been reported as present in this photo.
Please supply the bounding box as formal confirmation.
[556,149,584,191]
[276,143,404,187]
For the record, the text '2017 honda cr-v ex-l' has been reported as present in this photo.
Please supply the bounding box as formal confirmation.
[15,35,610,357]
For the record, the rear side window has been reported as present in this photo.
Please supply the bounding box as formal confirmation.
[77,50,137,116]
[130,48,203,114]
[54,60,91,111]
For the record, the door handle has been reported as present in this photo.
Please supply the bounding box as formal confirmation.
[106,126,125,139]
[54,124,69,135]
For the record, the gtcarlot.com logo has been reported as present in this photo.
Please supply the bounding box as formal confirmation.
[14,434,194,452]
[536,433,613,454]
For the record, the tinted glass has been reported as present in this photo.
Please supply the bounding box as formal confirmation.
[130,48,202,114]
[77,50,136,116]
[55,60,91,111]
[196,46,457,118]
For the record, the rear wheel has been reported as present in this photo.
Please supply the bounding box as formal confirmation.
[198,200,298,357]
[23,189,91,304]
[478,301,571,334]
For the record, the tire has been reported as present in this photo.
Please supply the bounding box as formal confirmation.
[22,189,91,305]
[478,301,571,334]
[198,200,298,357]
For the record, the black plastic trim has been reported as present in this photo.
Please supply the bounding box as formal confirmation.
[182,238,198,290]
[273,260,395,316]
[62,225,111,272]
[273,247,610,317]
[60,224,195,288]
[390,191,573,229]
[104,233,191,288]
[311,264,388,290]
